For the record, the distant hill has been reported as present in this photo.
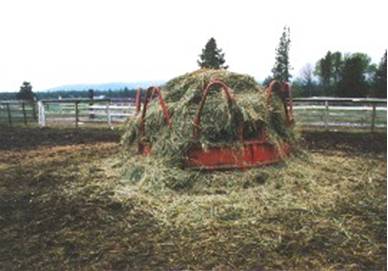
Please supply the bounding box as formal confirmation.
[43,81,165,92]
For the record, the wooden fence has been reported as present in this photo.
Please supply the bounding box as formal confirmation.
[1,97,386,131]
[36,98,136,128]
[0,100,37,126]
[292,97,386,131]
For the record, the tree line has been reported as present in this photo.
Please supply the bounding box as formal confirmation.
[293,50,387,98]
[0,84,140,100]
[198,28,386,98]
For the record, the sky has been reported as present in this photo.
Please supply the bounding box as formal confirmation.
[0,0,387,92]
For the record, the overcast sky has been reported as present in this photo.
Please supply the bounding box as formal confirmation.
[0,0,386,92]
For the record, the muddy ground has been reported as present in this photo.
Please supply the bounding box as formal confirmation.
[0,127,386,270]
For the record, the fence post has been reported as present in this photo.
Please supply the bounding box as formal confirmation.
[324,100,329,131]
[89,95,95,120]
[106,102,112,127]
[75,101,79,128]
[32,101,37,120]
[371,103,376,132]
[6,103,12,126]
[38,101,46,127]
[135,88,141,114]
[22,102,27,125]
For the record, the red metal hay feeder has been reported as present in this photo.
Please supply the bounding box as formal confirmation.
[137,80,294,170]
[138,86,172,155]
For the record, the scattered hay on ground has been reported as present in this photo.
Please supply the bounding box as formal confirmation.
[0,128,385,270]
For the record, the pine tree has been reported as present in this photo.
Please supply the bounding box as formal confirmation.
[374,51,387,98]
[197,37,228,69]
[16,81,35,100]
[88,89,94,99]
[272,26,291,82]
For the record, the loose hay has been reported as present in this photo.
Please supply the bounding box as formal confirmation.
[117,144,386,270]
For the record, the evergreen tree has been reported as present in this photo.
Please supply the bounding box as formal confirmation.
[337,53,372,97]
[16,81,35,100]
[197,37,228,69]
[271,26,291,82]
[373,51,387,98]
[88,89,94,99]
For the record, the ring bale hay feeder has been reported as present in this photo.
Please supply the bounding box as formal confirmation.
[185,80,293,169]
[131,70,294,170]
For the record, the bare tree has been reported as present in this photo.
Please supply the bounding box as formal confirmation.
[300,64,314,96]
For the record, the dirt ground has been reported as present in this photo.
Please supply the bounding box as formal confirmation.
[0,126,386,270]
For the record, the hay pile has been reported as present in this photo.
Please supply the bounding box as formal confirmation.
[122,69,294,165]
[117,138,386,270]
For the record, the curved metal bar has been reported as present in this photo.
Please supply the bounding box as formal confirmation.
[283,82,294,125]
[266,80,283,105]
[135,88,141,115]
[139,86,172,140]
[154,87,172,128]
[265,80,294,126]
[192,80,243,140]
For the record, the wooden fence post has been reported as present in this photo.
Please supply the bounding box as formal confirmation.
[89,95,95,120]
[75,101,79,128]
[324,100,329,131]
[6,103,12,126]
[22,102,27,125]
[32,101,37,120]
[371,104,376,132]
[135,88,141,114]
[106,102,112,127]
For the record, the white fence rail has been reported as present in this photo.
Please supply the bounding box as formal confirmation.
[1,97,387,131]
[38,98,137,128]
[0,98,137,127]
[292,97,386,131]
